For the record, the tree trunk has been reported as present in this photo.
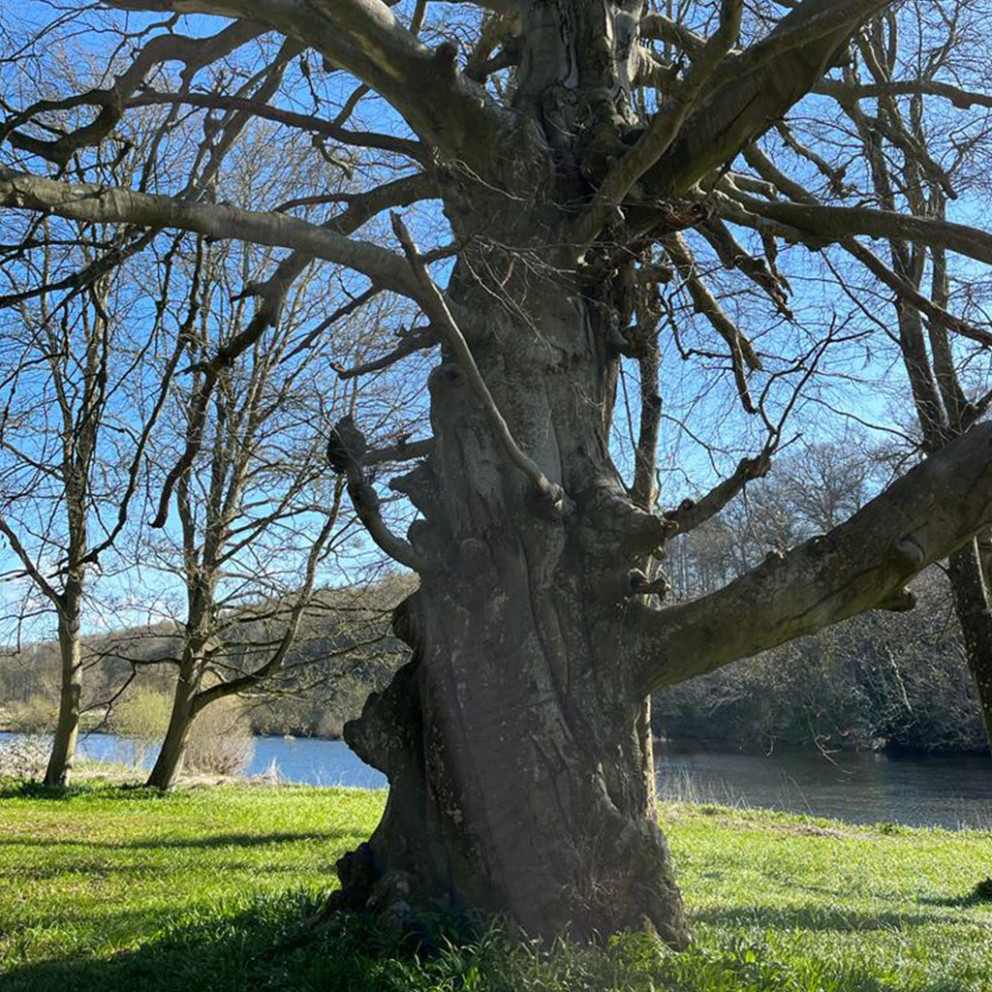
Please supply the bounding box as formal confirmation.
[337,590,687,945]
[311,0,990,948]
[947,541,992,748]
[146,663,198,790]
[330,245,690,944]
[43,602,83,788]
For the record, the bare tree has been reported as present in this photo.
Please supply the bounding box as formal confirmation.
[3,0,992,946]
[767,2,992,747]
[138,232,367,789]
[0,212,182,786]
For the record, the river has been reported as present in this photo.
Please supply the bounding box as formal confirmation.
[2,731,991,831]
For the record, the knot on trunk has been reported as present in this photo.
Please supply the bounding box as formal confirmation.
[877,586,918,612]
[327,415,367,473]
[577,484,677,560]
[392,592,423,651]
[343,658,422,777]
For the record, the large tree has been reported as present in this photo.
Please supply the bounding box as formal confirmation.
[3,0,992,946]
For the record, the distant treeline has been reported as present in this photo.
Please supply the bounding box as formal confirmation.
[655,568,986,754]
[655,441,988,755]
[3,565,984,755]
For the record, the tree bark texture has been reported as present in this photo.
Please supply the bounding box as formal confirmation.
[43,586,84,788]
[327,182,692,933]
[948,542,992,748]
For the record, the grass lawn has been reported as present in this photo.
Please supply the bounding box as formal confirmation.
[0,781,990,991]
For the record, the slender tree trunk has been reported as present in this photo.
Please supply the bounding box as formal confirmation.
[43,596,83,788]
[146,661,198,790]
[947,541,992,749]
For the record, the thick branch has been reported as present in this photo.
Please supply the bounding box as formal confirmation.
[731,194,992,268]
[363,437,434,467]
[650,0,896,195]
[639,14,705,56]
[574,0,743,248]
[0,166,420,299]
[632,422,992,694]
[726,151,992,348]
[107,0,517,178]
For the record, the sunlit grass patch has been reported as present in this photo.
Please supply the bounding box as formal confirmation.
[1,786,990,991]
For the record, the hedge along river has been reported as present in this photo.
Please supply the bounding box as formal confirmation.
[2,731,991,831]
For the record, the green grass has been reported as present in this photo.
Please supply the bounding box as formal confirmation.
[1,783,990,991]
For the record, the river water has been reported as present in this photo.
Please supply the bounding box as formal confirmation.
[3,731,991,831]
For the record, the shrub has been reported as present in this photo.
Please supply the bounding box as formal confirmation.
[110,689,173,766]
[185,696,255,776]
[0,734,50,779]
[8,694,56,734]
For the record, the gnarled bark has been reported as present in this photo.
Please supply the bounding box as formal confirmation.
[329,267,691,940]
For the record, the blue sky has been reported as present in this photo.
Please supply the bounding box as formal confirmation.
[1,0,990,643]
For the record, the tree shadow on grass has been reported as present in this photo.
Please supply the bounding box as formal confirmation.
[692,902,962,932]
[919,877,992,908]
[4,897,983,992]
[0,894,391,992]
[0,830,352,850]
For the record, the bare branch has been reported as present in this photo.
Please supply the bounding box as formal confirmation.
[664,233,761,415]
[127,89,425,162]
[815,78,992,112]
[2,20,264,165]
[632,422,992,694]
[327,415,424,569]
[0,166,421,299]
[335,325,437,380]
[729,193,992,268]
[0,512,61,607]
[647,0,897,196]
[665,448,773,536]
[106,0,516,176]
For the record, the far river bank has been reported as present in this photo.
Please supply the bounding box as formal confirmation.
[2,731,991,831]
